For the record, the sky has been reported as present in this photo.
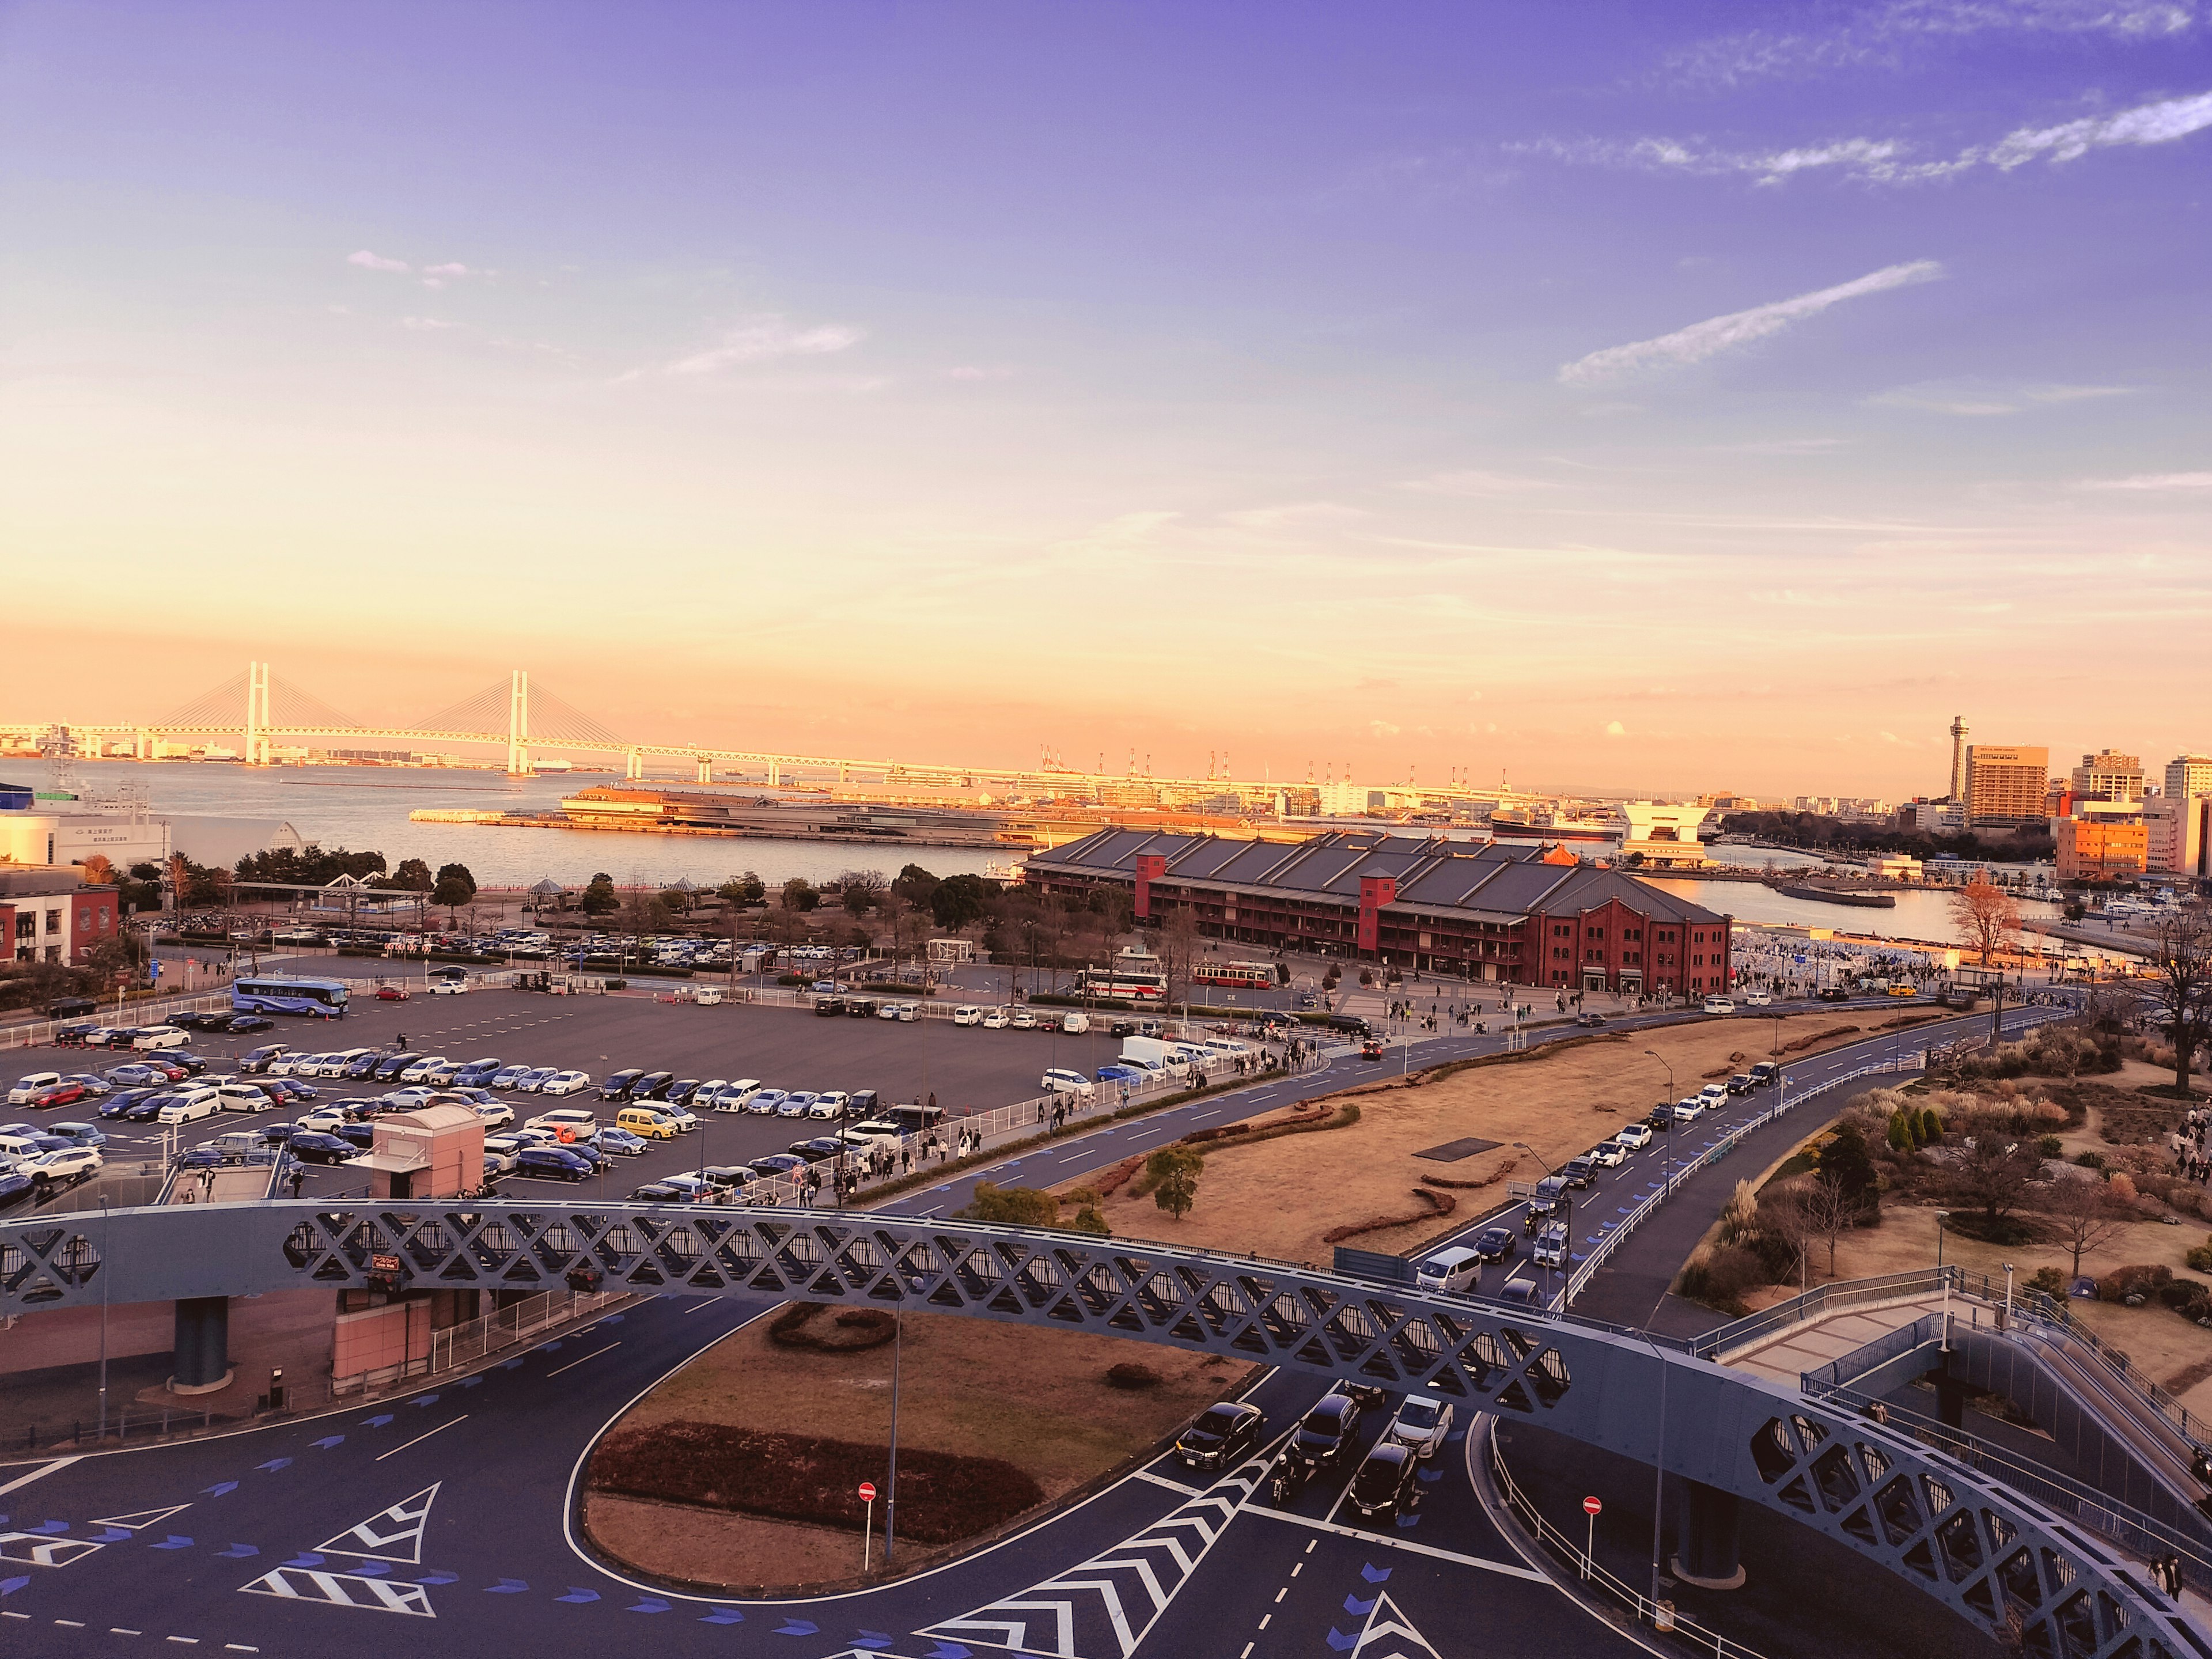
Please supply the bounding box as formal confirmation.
[2,0,2208,800]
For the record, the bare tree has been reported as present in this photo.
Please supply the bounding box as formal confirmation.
[1158,905,1202,1009]
[1957,1138,2040,1230]
[2145,910,2212,1095]
[2040,1175,2129,1278]
[1797,1173,1859,1279]
[1950,879,2021,969]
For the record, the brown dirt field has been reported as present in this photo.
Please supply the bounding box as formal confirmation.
[585,1308,1250,1592]
[1065,1013,1873,1264]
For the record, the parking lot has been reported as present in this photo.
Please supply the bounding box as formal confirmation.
[3,986,1153,1211]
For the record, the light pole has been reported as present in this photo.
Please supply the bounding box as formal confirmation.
[1645,1050,1676,1194]
[97,1194,112,1440]
[1513,1142,1571,1305]
[1936,1210,1952,1351]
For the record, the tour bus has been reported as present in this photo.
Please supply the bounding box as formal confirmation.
[231,975,352,1017]
[1075,948,1168,1003]
[1192,960,1276,990]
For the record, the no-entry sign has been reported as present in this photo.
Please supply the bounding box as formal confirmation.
[859,1482,877,1502]
[1584,1495,1603,1516]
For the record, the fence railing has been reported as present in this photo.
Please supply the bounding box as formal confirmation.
[1689,1267,1964,1361]
[335,1286,635,1393]
[1486,1419,1776,1659]
[1801,1373,2212,1594]
[0,991,237,1052]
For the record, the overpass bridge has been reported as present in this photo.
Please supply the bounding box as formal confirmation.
[1,660,1306,797]
[2,1198,2202,1659]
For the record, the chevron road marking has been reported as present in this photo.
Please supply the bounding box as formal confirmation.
[1241,1504,1548,1582]
[920,1457,1266,1658]
[0,1534,103,1569]
[238,1567,434,1616]
[1349,1590,1442,1657]
[316,1483,440,1563]
[0,1460,80,1498]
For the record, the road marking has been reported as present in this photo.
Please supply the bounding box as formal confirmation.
[1243,1504,1549,1580]
[373,1418,468,1462]
[546,1342,621,1378]
[680,1298,718,1313]
[112,1627,142,1634]
[1131,1470,1202,1497]
[0,1459,79,1498]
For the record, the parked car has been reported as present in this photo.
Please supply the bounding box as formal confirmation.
[1586,1141,1626,1169]
[375,984,411,1001]
[599,1069,646,1101]
[515,1146,593,1183]
[1177,1401,1263,1471]
[748,1089,789,1116]
[516,1067,559,1093]
[982,1008,1010,1030]
[778,1092,816,1119]
[1346,1443,1423,1521]
[372,1052,421,1082]
[44,1122,106,1148]
[952,1005,983,1026]
[430,979,468,995]
[225,1014,274,1033]
[1702,997,1736,1014]
[25,1080,90,1111]
[1727,1073,1756,1096]
[1615,1122,1654,1150]
[132,1027,191,1050]
[633,1071,675,1101]
[20,1146,104,1188]
[1041,1069,1096,1103]
[288,1131,356,1165]
[594,1126,651,1157]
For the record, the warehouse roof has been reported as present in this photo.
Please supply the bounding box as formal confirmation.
[1026,828,1730,926]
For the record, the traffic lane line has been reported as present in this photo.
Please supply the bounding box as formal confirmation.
[545,1342,621,1378]
[1239,1502,1550,1580]
[374,1414,469,1460]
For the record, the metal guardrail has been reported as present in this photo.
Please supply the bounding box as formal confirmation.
[1690,1267,1964,1361]
[1486,1419,1777,1659]
[0,992,237,1051]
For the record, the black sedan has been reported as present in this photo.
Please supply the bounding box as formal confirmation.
[516,1146,593,1183]
[1286,1392,1361,1473]
[225,1015,274,1033]
[172,1011,233,1032]
[1346,1443,1422,1522]
[99,1089,157,1120]
[288,1131,356,1164]
[373,1053,421,1082]
[599,1069,645,1101]
[1471,1225,1518,1264]
[1176,1401,1264,1471]
[633,1071,676,1101]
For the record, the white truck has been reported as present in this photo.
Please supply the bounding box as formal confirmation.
[1119,1036,1190,1078]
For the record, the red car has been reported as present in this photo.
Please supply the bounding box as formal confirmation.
[376,986,411,1002]
[28,1080,88,1110]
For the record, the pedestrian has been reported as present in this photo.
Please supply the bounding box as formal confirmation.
[289,1168,305,1198]
[396,1031,407,1048]
[928,1090,937,1112]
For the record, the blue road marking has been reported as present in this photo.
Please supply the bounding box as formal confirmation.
[90,1528,131,1543]
[700,1608,744,1625]
[854,1633,893,1649]
[416,1571,459,1585]
[503,1358,525,1369]
[26,1521,67,1535]
[628,1598,672,1613]
[1361,1563,1392,1583]
[1344,1594,1376,1615]
[539,1340,562,1352]
[775,1619,821,1636]
[556,1588,601,1604]
[460,1376,483,1388]
[283,1553,326,1568]
[1395,1512,1421,1529]
[151,1535,194,1550]
[925,1643,973,1659]
[0,1577,30,1598]
[603,1314,626,1324]
[256,1458,292,1472]
[216,1544,259,1559]
[354,1562,392,1578]
[486,1578,530,1593]
[362,1414,394,1428]
[411,1394,440,1407]
[1327,1630,1358,1652]
[312,1435,344,1449]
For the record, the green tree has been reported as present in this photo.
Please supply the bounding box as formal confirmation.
[960,1182,1060,1226]
[435,863,477,901]
[433,872,475,919]
[839,869,887,915]
[738,870,765,903]
[1919,1107,1944,1145]
[660,887,692,916]
[580,873,619,916]
[782,877,820,912]
[891,863,940,910]
[1887,1111,1913,1153]
[392,858,434,893]
[1816,1124,1878,1208]
[1072,1205,1111,1236]
[930,873,995,933]
[1147,1147,1204,1222]
[716,877,750,904]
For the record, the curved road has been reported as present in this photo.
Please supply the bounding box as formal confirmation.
[0,997,2065,1658]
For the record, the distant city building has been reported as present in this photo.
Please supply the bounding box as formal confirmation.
[1948,715,1968,801]
[1896,800,1962,834]
[2143,796,2212,879]
[1698,791,1758,810]
[2165,753,2212,802]
[2054,817,2149,883]
[2069,749,2145,802]
[1964,744,2050,824]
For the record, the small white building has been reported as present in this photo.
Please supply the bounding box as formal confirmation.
[1616,803,1711,868]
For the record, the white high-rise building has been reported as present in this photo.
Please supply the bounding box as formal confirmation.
[2165,754,2212,802]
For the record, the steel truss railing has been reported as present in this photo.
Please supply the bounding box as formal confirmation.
[1,1200,2202,1659]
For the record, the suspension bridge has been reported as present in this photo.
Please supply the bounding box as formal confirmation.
[2,662,1266,794]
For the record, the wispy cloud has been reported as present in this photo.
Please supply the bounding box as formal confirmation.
[1558,260,1942,384]
[1522,84,2212,187]
[400,316,458,331]
[1661,2,2198,89]
[1396,468,1566,497]
[2078,471,2212,490]
[1869,380,2136,415]
[347,249,410,273]
[654,316,865,377]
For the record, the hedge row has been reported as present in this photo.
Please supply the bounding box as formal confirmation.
[588,1419,1041,1543]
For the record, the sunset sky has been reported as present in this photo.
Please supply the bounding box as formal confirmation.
[3,2,2207,798]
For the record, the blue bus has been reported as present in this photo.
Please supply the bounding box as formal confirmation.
[232,975,351,1017]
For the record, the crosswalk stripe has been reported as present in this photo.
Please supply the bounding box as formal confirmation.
[317,1483,440,1563]
[238,1567,434,1616]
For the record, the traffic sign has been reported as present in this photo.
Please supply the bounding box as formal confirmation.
[858,1482,877,1502]
[1583,1495,1602,1516]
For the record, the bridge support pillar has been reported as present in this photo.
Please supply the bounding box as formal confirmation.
[695,755,711,783]
[625,747,642,781]
[170,1295,232,1395]
[1933,1370,1968,1429]
[1672,1479,1745,1590]
[767,760,781,787]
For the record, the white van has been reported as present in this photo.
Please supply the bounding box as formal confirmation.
[1060,1012,1089,1034]
[7,1073,61,1105]
[1415,1246,1482,1295]
[953,1006,984,1027]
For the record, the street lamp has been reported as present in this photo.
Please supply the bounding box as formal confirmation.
[1935,1210,1952,1352]
[1645,1050,1677,1194]
[1512,1142,1572,1305]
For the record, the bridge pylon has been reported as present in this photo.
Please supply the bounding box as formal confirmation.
[506,670,530,776]
[694,754,712,783]
[244,661,271,766]
[624,746,643,781]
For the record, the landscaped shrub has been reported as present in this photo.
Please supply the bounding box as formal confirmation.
[2038,1135,2065,1158]
[2187,1236,2212,1274]
[588,1420,1042,1544]
[1921,1107,1944,1143]
[2096,1263,2173,1305]
[1677,1243,1767,1315]
[2028,1266,2067,1297]
[768,1302,898,1352]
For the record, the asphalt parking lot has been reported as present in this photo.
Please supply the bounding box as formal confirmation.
[4,987,1152,1207]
